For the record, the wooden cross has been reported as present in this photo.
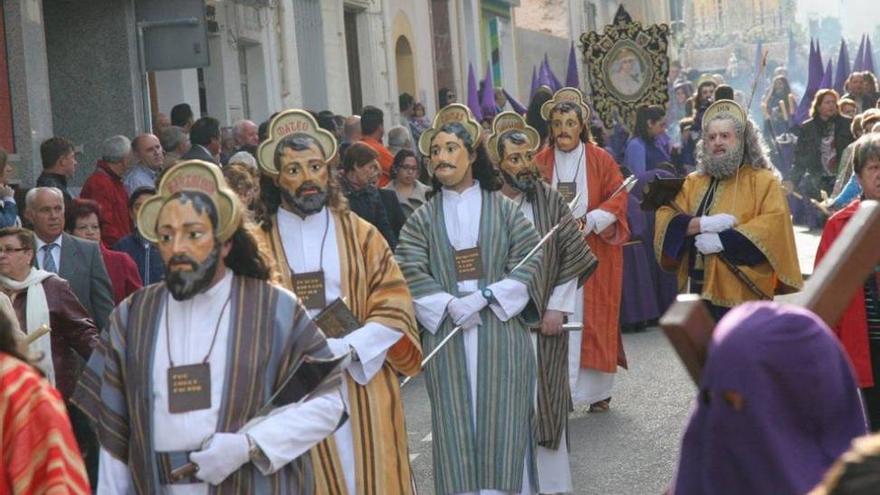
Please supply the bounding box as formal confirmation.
[661,200,880,384]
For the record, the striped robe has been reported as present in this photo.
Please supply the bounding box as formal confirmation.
[0,353,90,494]
[395,188,545,495]
[256,209,421,495]
[527,182,598,450]
[72,276,340,495]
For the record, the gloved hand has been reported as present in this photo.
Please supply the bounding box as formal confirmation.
[190,433,251,485]
[447,291,488,328]
[583,213,598,234]
[699,214,737,233]
[694,233,724,255]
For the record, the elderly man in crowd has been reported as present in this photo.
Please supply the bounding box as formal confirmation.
[159,125,191,170]
[80,135,133,247]
[24,187,113,331]
[124,133,164,196]
[233,119,259,153]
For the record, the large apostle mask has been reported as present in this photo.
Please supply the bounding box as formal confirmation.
[699,100,747,180]
[418,104,482,189]
[257,110,338,216]
[487,112,542,195]
[541,88,591,153]
[137,160,242,299]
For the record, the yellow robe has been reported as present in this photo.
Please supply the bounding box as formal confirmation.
[255,209,421,495]
[654,166,803,307]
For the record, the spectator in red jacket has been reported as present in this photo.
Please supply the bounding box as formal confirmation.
[66,199,142,304]
[79,135,133,246]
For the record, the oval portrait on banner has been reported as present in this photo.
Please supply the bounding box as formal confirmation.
[603,41,652,101]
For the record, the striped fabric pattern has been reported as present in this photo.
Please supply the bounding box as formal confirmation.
[72,276,338,494]
[0,353,90,494]
[258,209,421,495]
[529,182,598,450]
[395,188,544,494]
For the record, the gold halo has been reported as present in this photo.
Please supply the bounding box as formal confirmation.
[257,109,338,177]
[137,160,243,244]
[417,104,481,157]
[486,112,541,164]
[540,87,591,122]
[701,100,747,135]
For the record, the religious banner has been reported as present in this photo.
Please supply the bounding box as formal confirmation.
[580,6,670,129]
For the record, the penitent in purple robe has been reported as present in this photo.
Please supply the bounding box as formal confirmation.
[672,302,867,495]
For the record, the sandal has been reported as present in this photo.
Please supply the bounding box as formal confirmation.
[589,397,612,413]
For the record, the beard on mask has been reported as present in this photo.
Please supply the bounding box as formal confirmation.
[501,168,540,197]
[281,182,328,217]
[165,242,222,301]
[700,142,744,180]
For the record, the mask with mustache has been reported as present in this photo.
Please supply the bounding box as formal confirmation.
[282,181,328,217]
[165,242,222,301]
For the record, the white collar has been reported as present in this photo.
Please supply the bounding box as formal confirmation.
[277,205,328,227]
[554,141,584,159]
[441,180,481,200]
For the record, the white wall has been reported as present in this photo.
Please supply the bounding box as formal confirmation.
[153,69,200,118]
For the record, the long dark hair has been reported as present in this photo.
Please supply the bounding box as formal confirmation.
[391,149,417,180]
[224,225,272,280]
[427,122,501,196]
[634,105,666,144]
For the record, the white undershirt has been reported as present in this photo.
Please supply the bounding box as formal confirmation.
[97,272,345,494]
[277,206,403,495]
[551,143,617,234]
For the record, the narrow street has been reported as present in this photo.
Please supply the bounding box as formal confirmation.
[403,226,823,494]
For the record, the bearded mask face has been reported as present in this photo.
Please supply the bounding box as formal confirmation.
[499,136,540,194]
[155,196,224,301]
[429,131,473,188]
[275,143,330,216]
[701,118,744,179]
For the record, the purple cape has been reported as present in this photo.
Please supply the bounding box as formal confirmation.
[672,302,867,495]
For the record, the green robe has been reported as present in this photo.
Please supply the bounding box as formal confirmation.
[395,187,544,494]
[72,276,341,495]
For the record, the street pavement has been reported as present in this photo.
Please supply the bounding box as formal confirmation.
[402,226,823,494]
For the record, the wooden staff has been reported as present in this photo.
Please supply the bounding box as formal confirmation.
[24,324,50,346]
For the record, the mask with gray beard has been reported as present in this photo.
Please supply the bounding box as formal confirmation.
[700,140,745,180]
[165,242,222,301]
[281,181,328,217]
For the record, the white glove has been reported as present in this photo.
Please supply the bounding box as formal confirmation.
[586,209,617,234]
[190,433,251,485]
[699,214,737,233]
[583,214,597,234]
[694,233,724,255]
[447,291,488,328]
